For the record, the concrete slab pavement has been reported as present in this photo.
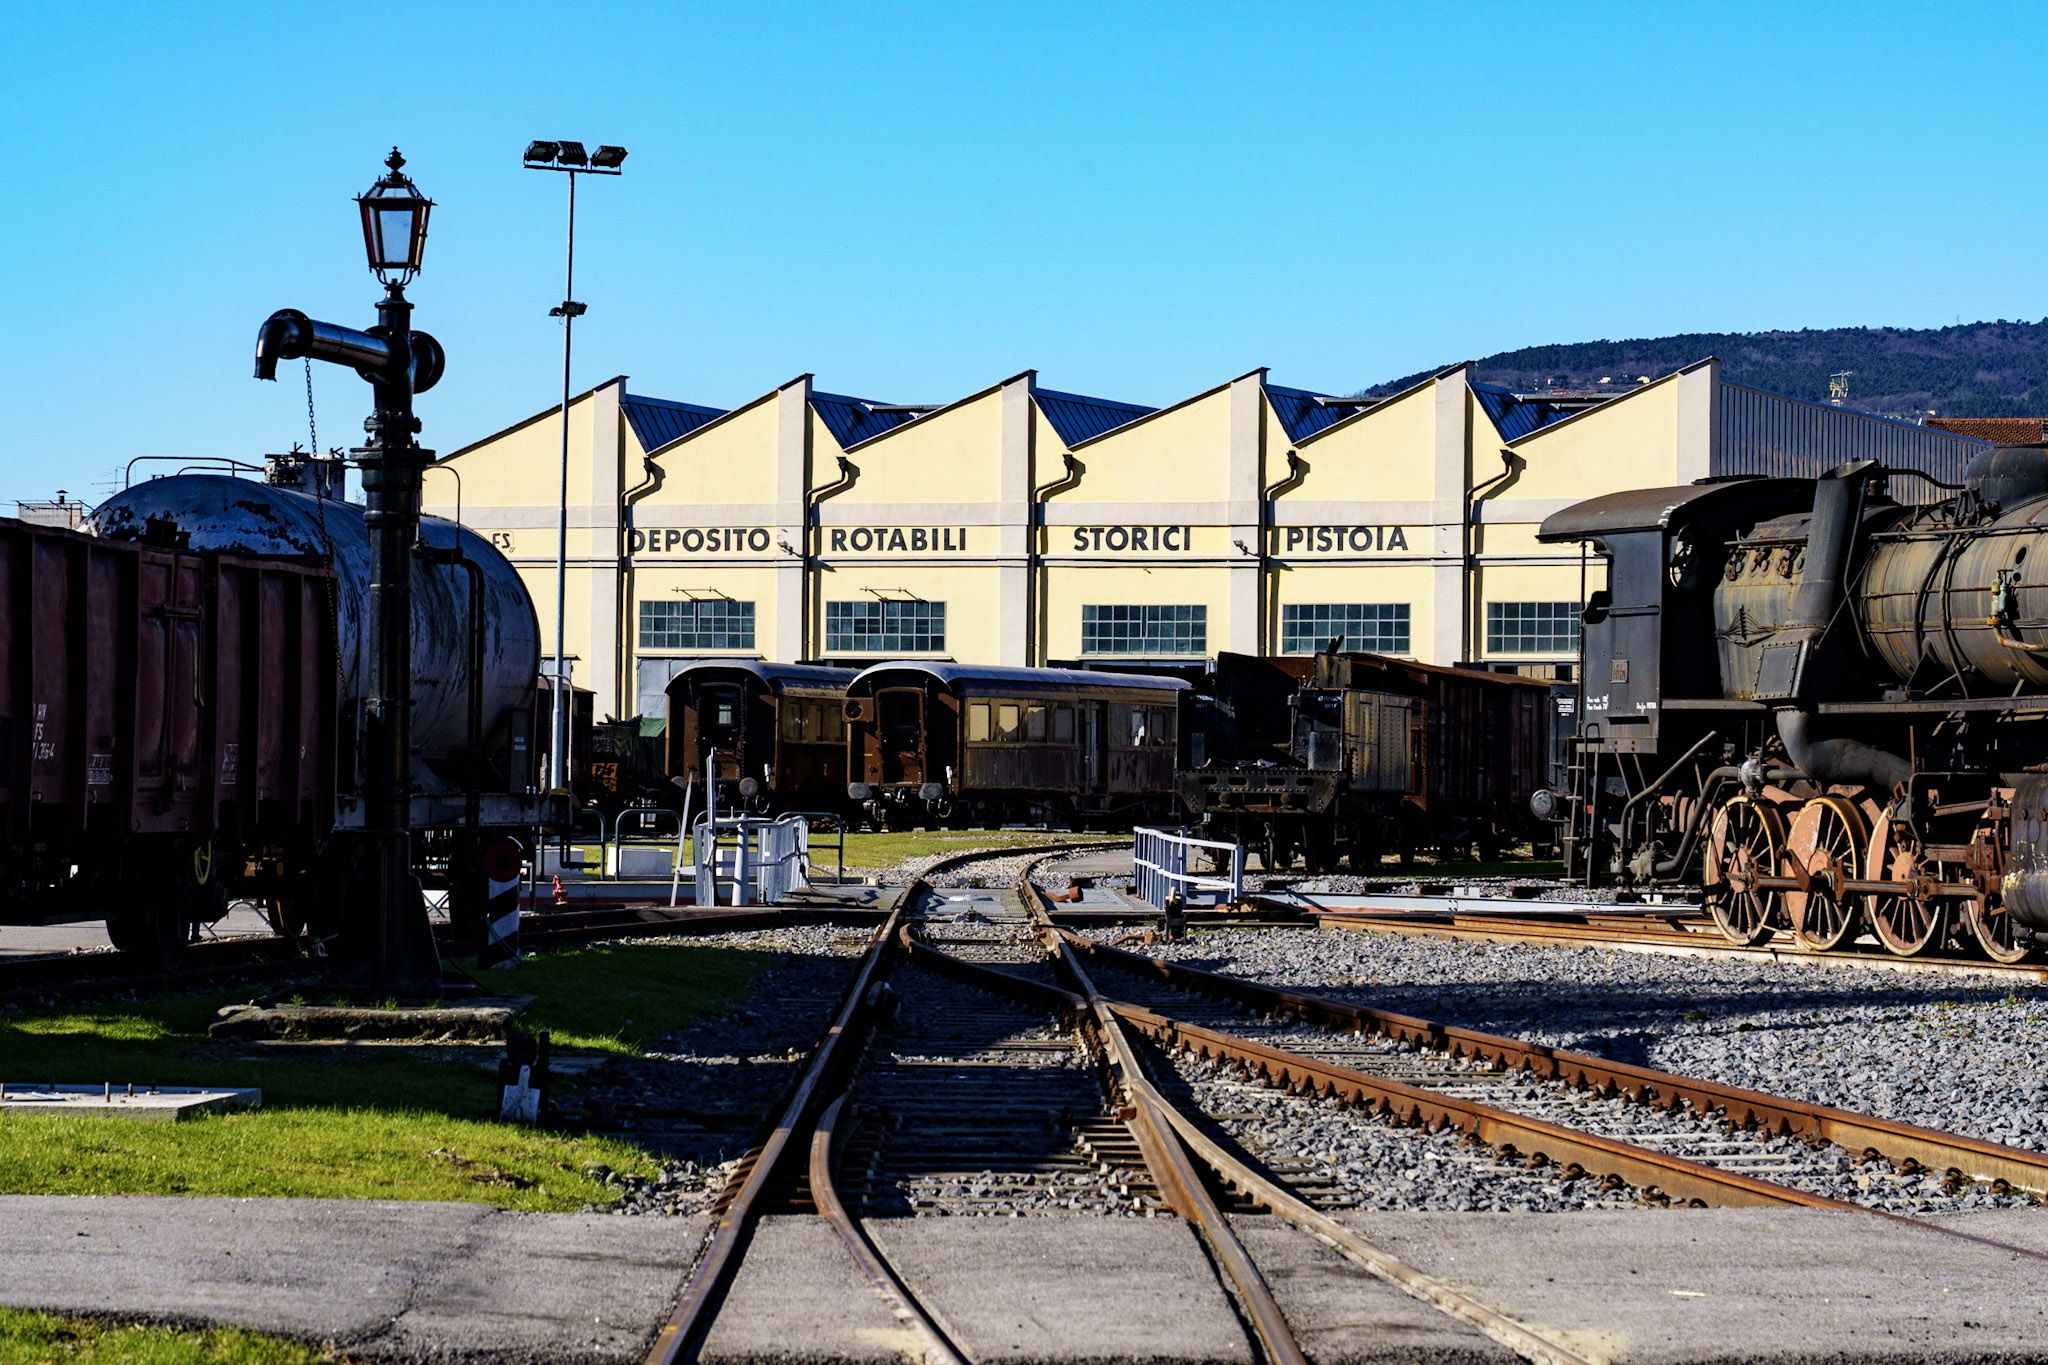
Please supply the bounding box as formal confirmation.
[0,1196,704,1364]
[865,1215,1255,1364]
[1339,1207,2048,1364]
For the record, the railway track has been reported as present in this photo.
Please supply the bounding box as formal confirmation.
[1263,889,2048,981]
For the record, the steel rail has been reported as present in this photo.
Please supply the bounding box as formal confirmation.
[808,1091,970,1365]
[1023,904,1309,1365]
[1143,1081,1601,1365]
[1314,911,2048,981]
[1105,997,1844,1210]
[902,930,1598,1365]
[642,890,912,1365]
[1067,932,2048,1197]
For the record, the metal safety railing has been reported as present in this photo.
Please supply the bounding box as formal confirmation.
[694,813,812,907]
[1132,825,1244,910]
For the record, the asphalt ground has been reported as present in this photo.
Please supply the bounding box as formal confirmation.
[7,1198,2048,1362]
[0,902,278,958]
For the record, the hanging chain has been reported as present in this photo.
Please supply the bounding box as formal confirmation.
[303,356,319,455]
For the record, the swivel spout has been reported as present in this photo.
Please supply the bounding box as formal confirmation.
[253,309,443,393]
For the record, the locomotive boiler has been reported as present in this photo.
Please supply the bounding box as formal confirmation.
[1537,444,2048,962]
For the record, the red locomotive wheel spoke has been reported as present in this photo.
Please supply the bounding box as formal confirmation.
[1787,797,1866,953]
[1863,811,1946,957]
[1707,797,1781,947]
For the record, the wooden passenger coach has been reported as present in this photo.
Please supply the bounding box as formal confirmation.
[843,662,1187,828]
[665,661,857,813]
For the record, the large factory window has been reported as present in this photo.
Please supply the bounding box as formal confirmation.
[639,599,755,651]
[1280,604,1410,655]
[824,599,946,654]
[1486,601,1581,654]
[1080,604,1207,656]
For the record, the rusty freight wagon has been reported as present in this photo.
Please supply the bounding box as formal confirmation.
[665,661,858,815]
[842,662,1187,828]
[1177,649,1552,870]
[0,514,337,967]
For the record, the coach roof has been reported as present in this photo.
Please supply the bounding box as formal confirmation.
[667,660,857,693]
[848,662,1189,694]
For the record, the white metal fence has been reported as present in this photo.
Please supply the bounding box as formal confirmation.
[694,813,812,907]
[1132,825,1243,910]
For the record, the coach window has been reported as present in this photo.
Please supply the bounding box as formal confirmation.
[1025,704,1048,741]
[967,701,991,742]
[781,702,805,742]
[997,702,1022,741]
[1150,707,1175,746]
[824,704,846,743]
[1053,704,1075,743]
[1128,708,1148,747]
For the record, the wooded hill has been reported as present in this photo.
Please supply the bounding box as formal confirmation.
[1367,319,2048,419]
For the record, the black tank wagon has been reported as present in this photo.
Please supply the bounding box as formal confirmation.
[666,661,858,814]
[843,662,1186,828]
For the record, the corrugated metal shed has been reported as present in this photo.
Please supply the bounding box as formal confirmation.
[1265,384,1351,443]
[1716,383,1989,503]
[1034,388,1156,446]
[622,393,728,452]
[811,391,921,449]
[1472,383,1586,442]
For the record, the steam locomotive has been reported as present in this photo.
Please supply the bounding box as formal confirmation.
[1536,444,2048,962]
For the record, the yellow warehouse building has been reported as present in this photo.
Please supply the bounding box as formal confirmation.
[428,360,1985,721]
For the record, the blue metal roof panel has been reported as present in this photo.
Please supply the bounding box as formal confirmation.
[849,662,1189,694]
[1034,388,1157,446]
[622,393,729,451]
[1472,383,1583,442]
[811,391,920,449]
[1265,384,1350,444]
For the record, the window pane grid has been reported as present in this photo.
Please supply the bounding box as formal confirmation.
[639,599,755,651]
[1081,604,1206,656]
[1486,601,1581,654]
[825,600,946,653]
[1281,603,1409,655]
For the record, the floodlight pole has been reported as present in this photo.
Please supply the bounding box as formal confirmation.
[551,168,577,793]
[524,144,624,792]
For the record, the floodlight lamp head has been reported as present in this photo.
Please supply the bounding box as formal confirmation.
[523,140,560,164]
[554,140,588,167]
[590,144,628,168]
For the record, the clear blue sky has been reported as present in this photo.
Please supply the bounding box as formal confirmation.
[3,2,2042,503]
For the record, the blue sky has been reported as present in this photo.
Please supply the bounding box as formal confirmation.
[3,2,2043,501]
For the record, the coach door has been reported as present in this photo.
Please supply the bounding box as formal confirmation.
[878,688,925,785]
[1081,701,1108,793]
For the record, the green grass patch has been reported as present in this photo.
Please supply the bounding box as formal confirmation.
[0,1308,332,1365]
[0,940,770,1207]
[830,828,1117,869]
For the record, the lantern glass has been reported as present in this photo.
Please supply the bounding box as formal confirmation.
[355,157,433,283]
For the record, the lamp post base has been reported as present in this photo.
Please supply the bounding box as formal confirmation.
[326,831,444,997]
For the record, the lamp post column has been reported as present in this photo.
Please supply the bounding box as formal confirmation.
[354,281,442,994]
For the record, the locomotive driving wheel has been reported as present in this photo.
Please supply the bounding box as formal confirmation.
[1964,893,2035,964]
[1862,809,1946,957]
[1785,796,1868,952]
[1705,795,1785,946]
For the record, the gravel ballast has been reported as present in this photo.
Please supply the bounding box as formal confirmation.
[1083,924,2048,1160]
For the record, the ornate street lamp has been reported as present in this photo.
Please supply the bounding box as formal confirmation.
[523,138,627,793]
[250,148,449,995]
[355,150,434,283]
